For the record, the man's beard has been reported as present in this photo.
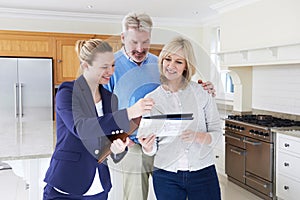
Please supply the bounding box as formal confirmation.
[131,50,147,59]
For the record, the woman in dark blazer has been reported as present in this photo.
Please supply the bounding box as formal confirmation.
[43,39,154,200]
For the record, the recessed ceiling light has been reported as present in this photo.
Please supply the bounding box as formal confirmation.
[193,11,199,15]
[87,5,93,9]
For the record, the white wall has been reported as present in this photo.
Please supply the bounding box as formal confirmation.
[0,17,203,47]
[0,17,121,35]
[200,24,228,101]
[220,0,300,52]
[215,0,300,115]
[252,64,300,115]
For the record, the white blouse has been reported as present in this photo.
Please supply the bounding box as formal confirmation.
[144,82,222,173]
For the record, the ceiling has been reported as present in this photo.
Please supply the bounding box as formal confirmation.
[0,0,260,26]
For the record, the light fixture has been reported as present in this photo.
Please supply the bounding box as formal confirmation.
[87,5,93,9]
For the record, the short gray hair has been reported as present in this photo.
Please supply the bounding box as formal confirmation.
[122,12,153,33]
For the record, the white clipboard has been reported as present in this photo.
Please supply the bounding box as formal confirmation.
[136,113,193,138]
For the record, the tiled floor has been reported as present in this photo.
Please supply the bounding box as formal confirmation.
[218,175,262,200]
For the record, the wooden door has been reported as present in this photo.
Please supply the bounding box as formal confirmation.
[149,44,164,56]
[55,39,82,84]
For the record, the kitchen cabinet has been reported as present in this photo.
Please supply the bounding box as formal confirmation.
[0,30,163,85]
[276,133,300,200]
[54,35,122,84]
[149,44,164,56]
[213,119,226,176]
[55,37,89,84]
[55,36,162,84]
[97,35,122,52]
[0,30,54,57]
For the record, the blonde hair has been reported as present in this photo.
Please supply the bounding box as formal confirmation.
[75,39,112,76]
[158,36,196,88]
[122,12,153,33]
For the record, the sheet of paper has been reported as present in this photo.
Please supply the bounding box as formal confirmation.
[136,117,193,138]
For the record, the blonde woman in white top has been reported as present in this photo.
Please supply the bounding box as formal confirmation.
[139,36,222,200]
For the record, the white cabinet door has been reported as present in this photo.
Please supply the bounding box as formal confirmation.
[276,133,300,200]
[277,151,300,180]
[213,148,225,175]
[277,134,300,154]
[277,174,300,200]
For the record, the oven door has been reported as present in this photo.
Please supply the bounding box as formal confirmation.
[244,172,273,198]
[244,137,273,182]
[225,144,246,183]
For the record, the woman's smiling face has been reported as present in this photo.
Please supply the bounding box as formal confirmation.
[162,49,187,82]
[86,51,115,85]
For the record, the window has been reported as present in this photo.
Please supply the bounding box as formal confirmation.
[221,72,234,93]
[212,28,234,95]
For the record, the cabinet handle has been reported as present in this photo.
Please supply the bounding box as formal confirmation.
[19,83,23,117]
[223,133,242,141]
[284,185,289,190]
[14,83,19,118]
[243,139,261,146]
[215,155,219,159]
[243,175,268,188]
[230,148,244,156]
[284,162,289,167]
[284,143,290,148]
[57,59,62,63]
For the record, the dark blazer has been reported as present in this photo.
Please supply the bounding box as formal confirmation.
[44,75,130,195]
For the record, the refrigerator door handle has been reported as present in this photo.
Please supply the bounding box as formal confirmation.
[14,83,19,118]
[19,83,24,117]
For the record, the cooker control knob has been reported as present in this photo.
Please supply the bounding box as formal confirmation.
[249,129,254,134]
[263,132,269,137]
[254,130,259,134]
[240,127,245,131]
[259,131,264,135]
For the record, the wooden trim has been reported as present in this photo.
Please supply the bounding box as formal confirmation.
[0,34,53,57]
[0,30,118,39]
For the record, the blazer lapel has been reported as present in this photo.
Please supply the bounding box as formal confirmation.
[74,75,96,116]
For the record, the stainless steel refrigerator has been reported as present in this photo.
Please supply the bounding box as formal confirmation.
[0,57,53,123]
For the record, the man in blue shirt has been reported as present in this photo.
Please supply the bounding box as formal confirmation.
[104,12,216,200]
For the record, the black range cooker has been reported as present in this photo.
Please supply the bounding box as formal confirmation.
[224,115,300,200]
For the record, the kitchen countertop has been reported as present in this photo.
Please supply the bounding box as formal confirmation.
[218,109,233,120]
[0,120,56,161]
[271,126,300,138]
